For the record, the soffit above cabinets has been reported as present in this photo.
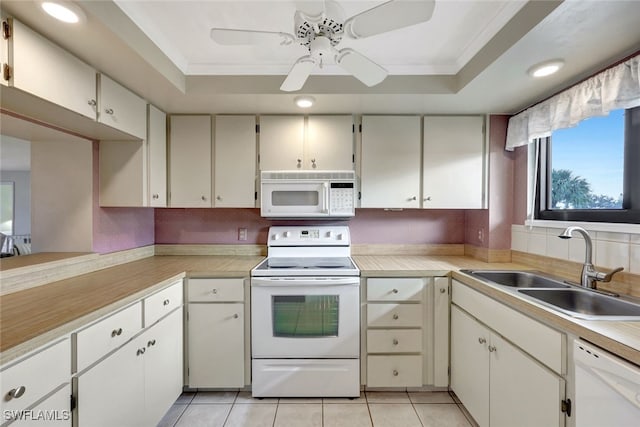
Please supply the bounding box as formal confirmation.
[0,0,639,115]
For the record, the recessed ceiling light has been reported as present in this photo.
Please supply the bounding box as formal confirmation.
[40,1,85,24]
[294,96,315,108]
[528,60,564,78]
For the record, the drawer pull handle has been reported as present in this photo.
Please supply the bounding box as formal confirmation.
[147,339,156,347]
[163,299,170,306]
[8,386,26,399]
[391,289,399,294]
[478,337,486,344]
[104,108,114,115]
[392,314,399,320]
[87,99,97,107]
[488,345,497,353]
[212,289,218,294]
[111,328,123,338]
[392,339,399,345]
[233,314,239,319]
[392,370,399,377]
[137,348,146,356]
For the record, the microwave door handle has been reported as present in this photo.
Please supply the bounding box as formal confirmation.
[323,183,329,213]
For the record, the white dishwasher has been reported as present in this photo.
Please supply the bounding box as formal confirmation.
[574,339,640,427]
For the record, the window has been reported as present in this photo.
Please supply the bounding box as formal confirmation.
[536,106,640,224]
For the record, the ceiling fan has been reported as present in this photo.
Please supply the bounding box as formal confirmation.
[210,0,436,92]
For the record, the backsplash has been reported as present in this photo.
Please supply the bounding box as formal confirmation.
[154,208,466,245]
[511,224,640,275]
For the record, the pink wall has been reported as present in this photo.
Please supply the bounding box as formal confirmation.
[464,115,514,250]
[92,142,155,253]
[154,208,466,245]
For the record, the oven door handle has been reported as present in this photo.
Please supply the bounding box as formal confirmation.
[251,278,359,287]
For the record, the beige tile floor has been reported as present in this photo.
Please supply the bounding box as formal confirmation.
[157,391,477,427]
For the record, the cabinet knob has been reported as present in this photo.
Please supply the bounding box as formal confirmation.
[488,345,497,353]
[392,370,399,377]
[87,99,97,107]
[297,159,302,168]
[8,386,26,399]
[212,289,218,294]
[147,339,156,347]
[201,196,207,201]
[478,337,486,344]
[439,287,446,294]
[233,313,239,319]
[392,314,399,320]
[136,348,146,356]
[111,327,123,337]
[392,338,399,345]
[152,194,159,199]
[409,196,417,201]
[163,299,170,306]
[391,288,399,294]
[104,108,114,115]
[424,196,432,202]
[311,159,317,168]
[216,196,222,201]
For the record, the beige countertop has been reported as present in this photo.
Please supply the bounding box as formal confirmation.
[2,253,639,368]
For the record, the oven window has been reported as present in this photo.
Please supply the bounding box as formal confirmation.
[272,295,339,337]
[271,191,319,206]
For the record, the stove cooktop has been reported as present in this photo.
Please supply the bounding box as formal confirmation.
[251,256,359,277]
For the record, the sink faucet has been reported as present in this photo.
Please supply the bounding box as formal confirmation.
[558,226,623,289]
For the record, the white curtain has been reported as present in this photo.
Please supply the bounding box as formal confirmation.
[505,55,640,151]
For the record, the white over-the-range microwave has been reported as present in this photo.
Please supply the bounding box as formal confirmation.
[260,170,356,218]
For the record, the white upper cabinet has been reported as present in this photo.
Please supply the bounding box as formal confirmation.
[98,74,147,139]
[214,115,257,207]
[148,105,167,207]
[1,21,8,87]
[169,115,212,207]
[259,116,304,170]
[259,115,354,171]
[306,115,354,170]
[423,116,486,208]
[360,115,421,208]
[9,19,97,119]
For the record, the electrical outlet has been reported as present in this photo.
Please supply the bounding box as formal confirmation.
[238,228,248,241]
[477,228,485,243]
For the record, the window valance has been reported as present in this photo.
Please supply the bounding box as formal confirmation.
[505,55,640,151]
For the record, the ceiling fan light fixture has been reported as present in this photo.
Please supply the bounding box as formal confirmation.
[40,1,85,24]
[528,59,564,78]
[295,96,315,108]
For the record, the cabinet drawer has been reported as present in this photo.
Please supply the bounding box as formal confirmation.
[1,338,70,413]
[367,303,422,328]
[367,355,422,387]
[74,302,142,372]
[144,281,183,326]
[367,278,425,301]
[367,329,422,353]
[188,278,244,302]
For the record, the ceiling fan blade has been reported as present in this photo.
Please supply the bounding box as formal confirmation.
[210,28,295,46]
[280,56,316,92]
[336,49,388,87]
[344,0,436,39]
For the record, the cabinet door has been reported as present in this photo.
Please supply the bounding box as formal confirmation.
[214,115,257,207]
[259,116,304,170]
[148,104,167,207]
[423,116,485,208]
[307,115,354,170]
[144,308,184,427]
[489,333,565,427]
[361,116,421,208]
[187,303,244,388]
[98,74,147,139]
[433,277,450,387]
[11,19,96,119]
[11,384,71,427]
[450,306,490,427]
[169,115,212,207]
[76,336,145,427]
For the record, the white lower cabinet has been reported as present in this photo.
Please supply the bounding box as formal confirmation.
[364,277,449,388]
[186,278,246,388]
[75,307,183,427]
[451,280,566,427]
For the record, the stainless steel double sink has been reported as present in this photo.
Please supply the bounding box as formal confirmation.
[460,270,640,321]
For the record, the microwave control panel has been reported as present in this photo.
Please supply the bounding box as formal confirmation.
[330,182,355,215]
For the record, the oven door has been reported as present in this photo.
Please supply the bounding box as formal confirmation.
[251,277,359,358]
[261,181,329,217]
